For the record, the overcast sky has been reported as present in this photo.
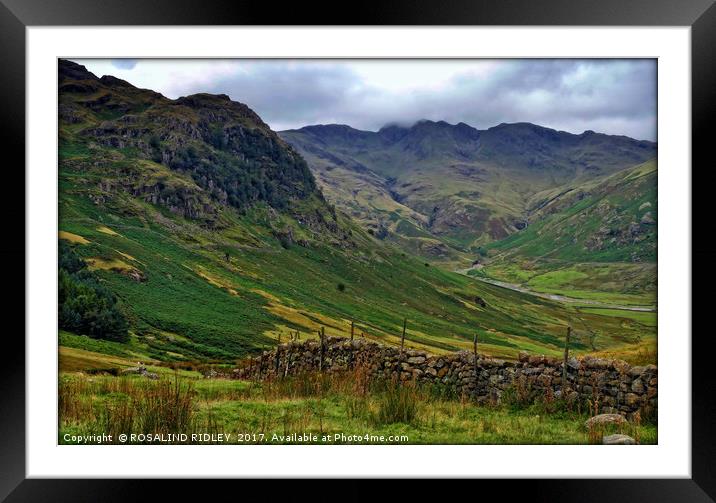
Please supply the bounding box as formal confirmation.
[76,59,657,141]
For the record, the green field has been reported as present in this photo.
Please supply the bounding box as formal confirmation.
[470,260,657,307]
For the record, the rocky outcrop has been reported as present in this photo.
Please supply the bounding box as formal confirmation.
[120,364,158,380]
[232,337,657,417]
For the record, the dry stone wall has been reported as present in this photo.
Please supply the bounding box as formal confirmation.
[232,337,657,417]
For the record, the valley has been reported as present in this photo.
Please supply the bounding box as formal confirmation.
[281,123,657,308]
[57,59,657,372]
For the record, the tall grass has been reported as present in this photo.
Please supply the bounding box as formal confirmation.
[371,380,419,426]
[59,373,216,443]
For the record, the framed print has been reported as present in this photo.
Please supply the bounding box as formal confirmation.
[2,0,713,500]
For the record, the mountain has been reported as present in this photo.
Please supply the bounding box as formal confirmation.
[487,159,657,263]
[280,121,656,263]
[474,159,657,305]
[60,60,329,228]
[58,60,655,364]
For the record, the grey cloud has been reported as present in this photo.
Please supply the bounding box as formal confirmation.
[166,59,657,141]
[372,60,656,140]
[171,63,359,130]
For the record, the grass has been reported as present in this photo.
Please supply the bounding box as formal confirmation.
[59,372,206,443]
[476,260,657,307]
[59,230,90,244]
[58,369,657,445]
[577,307,657,327]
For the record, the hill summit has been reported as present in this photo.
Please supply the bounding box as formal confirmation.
[59,59,325,228]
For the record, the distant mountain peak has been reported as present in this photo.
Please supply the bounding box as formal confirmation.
[301,123,361,133]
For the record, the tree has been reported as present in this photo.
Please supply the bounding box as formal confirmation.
[58,243,129,342]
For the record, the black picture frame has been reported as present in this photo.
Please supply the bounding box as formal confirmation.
[1,0,712,500]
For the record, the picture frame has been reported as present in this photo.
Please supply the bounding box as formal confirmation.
[2,0,712,499]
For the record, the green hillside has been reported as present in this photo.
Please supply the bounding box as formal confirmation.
[472,160,657,305]
[58,60,656,365]
[486,160,657,262]
[280,122,656,263]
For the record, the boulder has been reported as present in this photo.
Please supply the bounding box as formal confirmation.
[585,413,627,429]
[603,434,636,445]
[120,365,147,375]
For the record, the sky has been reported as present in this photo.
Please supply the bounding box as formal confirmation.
[76,59,657,141]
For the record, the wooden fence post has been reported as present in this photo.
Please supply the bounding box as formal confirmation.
[351,320,355,341]
[562,325,572,389]
[400,318,407,353]
[274,338,281,374]
[319,327,326,372]
[473,333,479,371]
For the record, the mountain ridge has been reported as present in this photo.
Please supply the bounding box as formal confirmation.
[283,119,656,151]
[280,119,656,263]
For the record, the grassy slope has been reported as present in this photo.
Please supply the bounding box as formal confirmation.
[60,165,656,364]
[478,160,657,305]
